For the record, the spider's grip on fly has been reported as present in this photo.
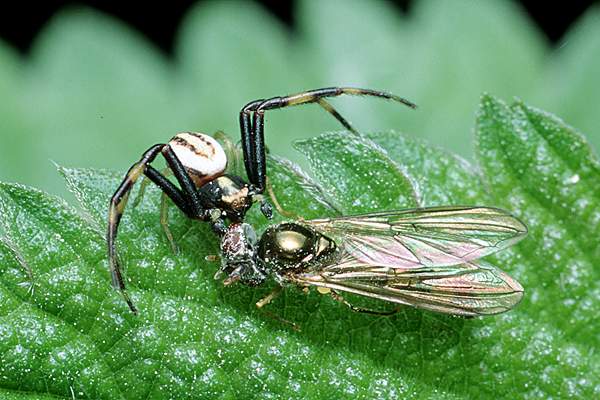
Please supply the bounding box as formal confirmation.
[107,87,418,314]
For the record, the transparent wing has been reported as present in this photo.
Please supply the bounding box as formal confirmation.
[293,206,526,315]
[291,259,524,316]
[304,206,527,270]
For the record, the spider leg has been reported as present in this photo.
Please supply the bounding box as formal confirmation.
[108,144,210,314]
[239,97,357,188]
[135,167,179,253]
[316,98,359,135]
[213,130,243,176]
[131,176,149,208]
[240,87,416,192]
[160,191,178,254]
[144,166,191,214]
[257,87,417,111]
[266,176,299,220]
[160,145,213,219]
[250,110,268,192]
[108,144,164,314]
[239,99,263,187]
[132,168,173,209]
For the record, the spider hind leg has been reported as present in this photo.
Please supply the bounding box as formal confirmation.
[160,191,178,254]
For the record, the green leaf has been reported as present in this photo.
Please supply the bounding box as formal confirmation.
[1,97,599,398]
[365,130,486,205]
[476,94,600,345]
[0,162,435,399]
[294,132,419,213]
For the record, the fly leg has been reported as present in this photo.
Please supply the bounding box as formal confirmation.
[256,285,283,308]
[255,286,300,331]
[330,290,400,316]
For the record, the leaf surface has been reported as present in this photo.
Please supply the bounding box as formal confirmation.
[1,96,599,398]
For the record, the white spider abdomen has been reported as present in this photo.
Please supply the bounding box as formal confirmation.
[169,132,227,186]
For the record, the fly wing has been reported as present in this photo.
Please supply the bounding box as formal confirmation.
[291,259,524,316]
[293,206,526,315]
[304,206,527,270]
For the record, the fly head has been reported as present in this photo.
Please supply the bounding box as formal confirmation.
[217,222,267,286]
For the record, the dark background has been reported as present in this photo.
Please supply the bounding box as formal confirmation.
[0,0,598,54]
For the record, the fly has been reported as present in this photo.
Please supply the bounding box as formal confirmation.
[217,206,527,316]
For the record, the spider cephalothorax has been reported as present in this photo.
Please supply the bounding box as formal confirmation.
[107,131,268,313]
[170,133,256,223]
[107,87,416,313]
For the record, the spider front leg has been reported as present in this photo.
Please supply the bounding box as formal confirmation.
[108,144,210,314]
[132,167,172,209]
[108,145,165,314]
[238,87,416,214]
[133,166,179,254]
[239,94,361,191]
[239,99,263,188]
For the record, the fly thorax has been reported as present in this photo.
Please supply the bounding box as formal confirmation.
[168,132,227,187]
[258,223,337,272]
[218,223,266,286]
